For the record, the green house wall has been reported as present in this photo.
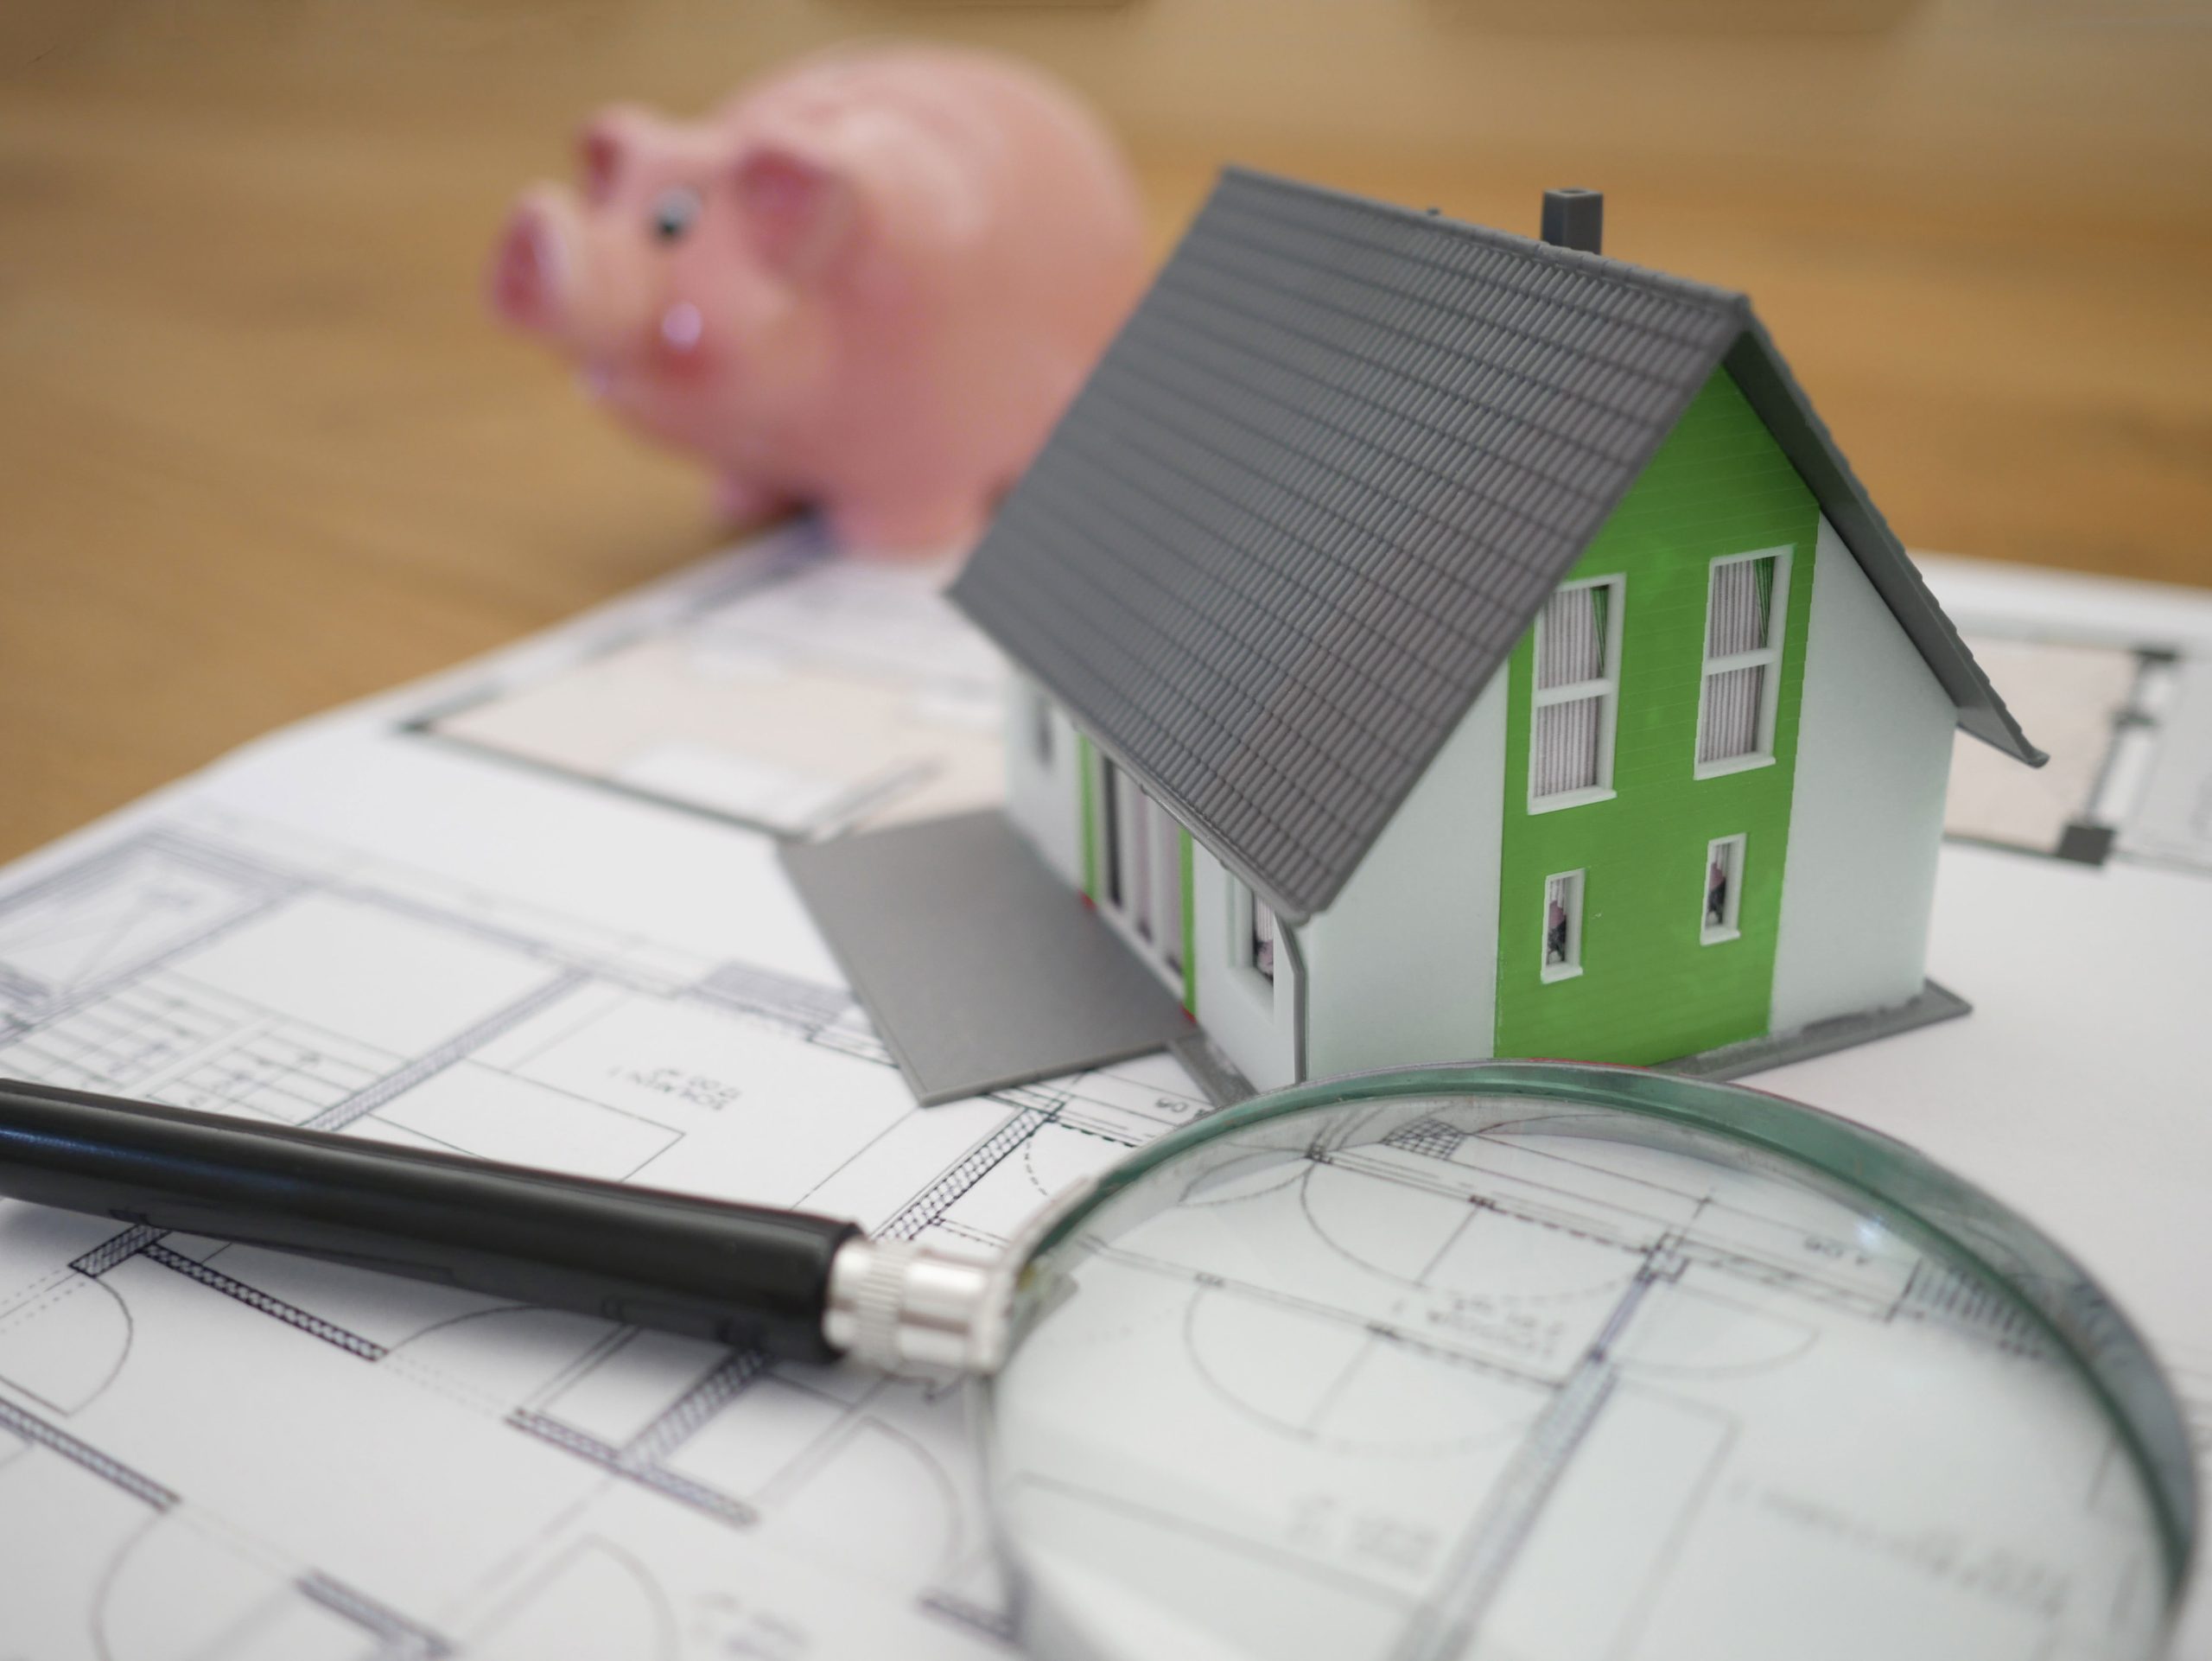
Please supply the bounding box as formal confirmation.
[1493,367,1821,1065]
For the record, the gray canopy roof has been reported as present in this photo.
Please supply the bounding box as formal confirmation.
[950,167,2041,924]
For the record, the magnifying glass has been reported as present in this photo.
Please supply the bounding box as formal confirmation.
[976,1063,2197,1659]
[0,1064,2195,1658]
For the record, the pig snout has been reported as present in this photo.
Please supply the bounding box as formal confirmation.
[488,186,705,389]
[488,187,580,338]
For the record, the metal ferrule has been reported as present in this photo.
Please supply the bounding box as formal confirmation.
[823,1237,1007,1374]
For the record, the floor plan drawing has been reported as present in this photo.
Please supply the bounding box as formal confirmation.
[0,807,1210,1659]
[1942,631,2196,869]
[0,537,2207,1658]
[423,526,1006,843]
[1926,553,2212,879]
[990,1104,2169,1661]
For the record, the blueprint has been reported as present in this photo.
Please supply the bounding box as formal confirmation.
[423,526,1003,841]
[992,1100,2164,1660]
[0,531,2206,1657]
[0,700,1211,1658]
[1941,564,2212,875]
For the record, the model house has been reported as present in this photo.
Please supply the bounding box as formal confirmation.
[931,169,2042,1098]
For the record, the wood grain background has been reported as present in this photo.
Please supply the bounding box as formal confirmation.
[3,0,2209,861]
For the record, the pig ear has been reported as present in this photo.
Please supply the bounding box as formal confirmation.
[731,143,859,283]
[576,105,658,205]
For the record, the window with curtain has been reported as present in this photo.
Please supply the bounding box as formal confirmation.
[1697,552,1789,771]
[1702,835,1745,944]
[1230,878,1276,990]
[1251,895,1275,981]
[1530,580,1622,806]
[1541,869,1585,982]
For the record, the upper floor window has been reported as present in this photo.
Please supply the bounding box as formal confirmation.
[1529,577,1624,811]
[1696,550,1791,775]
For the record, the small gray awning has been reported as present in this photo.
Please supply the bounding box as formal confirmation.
[780,811,1194,1105]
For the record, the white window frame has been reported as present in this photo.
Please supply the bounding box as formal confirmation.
[1694,548,1792,780]
[1540,869,1586,983]
[1096,751,1188,986]
[1528,574,1626,815]
[1701,834,1745,945]
[1100,756,1135,918]
[1229,876,1276,993]
[1152,797,1183,973]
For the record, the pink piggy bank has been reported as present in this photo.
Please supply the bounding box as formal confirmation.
[489,46,1148,555]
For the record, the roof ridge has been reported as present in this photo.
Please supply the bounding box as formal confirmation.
[1218,163,1753,321]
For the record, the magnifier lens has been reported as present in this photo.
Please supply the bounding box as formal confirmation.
[982,1078,2182,1661]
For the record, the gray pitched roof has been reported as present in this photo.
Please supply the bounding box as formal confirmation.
[950,167,2042,923]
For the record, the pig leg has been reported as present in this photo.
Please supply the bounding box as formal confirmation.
[829,493,993,557]
[712,472,797,526]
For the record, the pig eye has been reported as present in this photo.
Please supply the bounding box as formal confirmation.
[652,186,700,243]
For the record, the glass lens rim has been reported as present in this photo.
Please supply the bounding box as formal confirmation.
[1012,1059,2197,1588]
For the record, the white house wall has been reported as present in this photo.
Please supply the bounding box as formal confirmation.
[1191,840,1302,1092]
[1769,514,1955,1032]
[1299,669,1509,1078]
[1003,672,1083,888]
[1021,687,1300,1091]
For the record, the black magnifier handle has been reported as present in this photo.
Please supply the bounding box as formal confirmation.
[0,1079,997,1370]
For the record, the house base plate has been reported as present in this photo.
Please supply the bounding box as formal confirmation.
[1658,979,1970,1083]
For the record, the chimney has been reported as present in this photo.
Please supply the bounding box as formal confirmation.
[1541,188,1604,255]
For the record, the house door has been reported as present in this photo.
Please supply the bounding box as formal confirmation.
[1099,758,1185,983]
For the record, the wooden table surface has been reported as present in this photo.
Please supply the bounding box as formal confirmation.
[4,16,2210,866]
